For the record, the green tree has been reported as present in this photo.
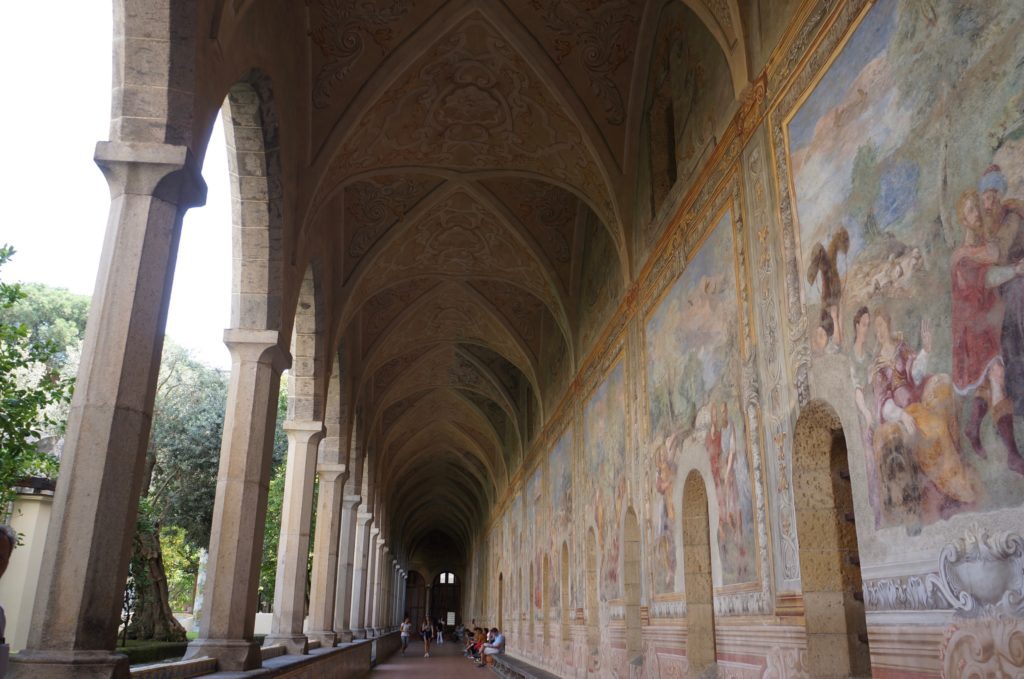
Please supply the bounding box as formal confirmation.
[0,281,89,366]
[0,246,73,510]
[129,342,229,641]
[257,383,290,611]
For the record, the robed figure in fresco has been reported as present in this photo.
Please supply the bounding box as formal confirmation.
[869,310,979,524]
[951,187,1024,476]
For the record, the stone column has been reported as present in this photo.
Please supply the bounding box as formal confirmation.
[332,495,361,641]
[363,531,381,636]
[10,142,205,679]
[378,551,390,633]
[393,564,401,629]
[184,329,289,671]
[373,541,390,635]
[265,421,325,654]
[306,466,347,647]
[425,585,432,623]
[389,564,398,629]
[349,514,374,639]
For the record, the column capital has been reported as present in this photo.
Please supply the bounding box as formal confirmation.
[375,536,385,547]
[223,328,291,371]
[94,140,207,207]
[381,545,390,556]
[283,419,326,435]
[369,526,380,538]
[357,512,373,526]
[342,494,362,510]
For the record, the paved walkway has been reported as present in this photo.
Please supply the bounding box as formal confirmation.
[372,638,494,678]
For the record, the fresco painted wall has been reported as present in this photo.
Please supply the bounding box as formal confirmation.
[468,2,1024,677]
[583,361,627,602]
[645,211,757,591]
[787,0,1024,532]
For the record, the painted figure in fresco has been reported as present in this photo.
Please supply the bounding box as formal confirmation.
[870,310,979,524]
[652,442,677,590]
[850,306,883,524]
[706,401,751,579]
[811,308,840,355]
[981,165,1024,427]
[806,227,850,345]
[950,188,1024,476]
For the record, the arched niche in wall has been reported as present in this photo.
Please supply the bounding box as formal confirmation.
[560,541,570,643]
[623,506,642,664]
[794,401,870,678]
[585,526,599,666]
[682,470,716,673]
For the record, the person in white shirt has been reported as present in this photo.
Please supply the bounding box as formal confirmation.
[399,616,412,655]
[479,627,505,668]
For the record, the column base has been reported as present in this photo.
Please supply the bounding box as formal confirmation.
[352,628,368,640]
[307,630,337,647]
[337,629,355,643]
[263,634,308,655]
[184,638,262,671]
[9,650,130,679]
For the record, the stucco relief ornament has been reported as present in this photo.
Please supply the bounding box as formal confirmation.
[929,527,1024,676]
[928,527,1024,617]
[310,0,412,108]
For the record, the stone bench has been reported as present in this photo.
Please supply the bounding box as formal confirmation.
[491,653,561,679]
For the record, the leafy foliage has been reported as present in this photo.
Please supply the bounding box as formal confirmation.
[258,385,290,611]
[0,281,89,367]
[0,246,74,509]
[148,343,229,550]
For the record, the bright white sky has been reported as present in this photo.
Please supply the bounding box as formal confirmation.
[0,2,232,369]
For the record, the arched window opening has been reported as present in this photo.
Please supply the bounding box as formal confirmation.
[430,571,461,626]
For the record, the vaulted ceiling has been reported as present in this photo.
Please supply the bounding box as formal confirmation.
[196,0,749,568]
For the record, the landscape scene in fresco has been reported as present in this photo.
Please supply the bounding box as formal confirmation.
[583,361,627,600]
[645,212,756,590]
[789,0,1024,531]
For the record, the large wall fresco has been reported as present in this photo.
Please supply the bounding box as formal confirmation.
[547,429,572,606]
[583,361,627,602]
[787,0,1024,532]
[468,1,1024,677]
[526,465,542,613]
[645,211,757,591]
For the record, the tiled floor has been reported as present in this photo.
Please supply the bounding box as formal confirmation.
[371,638,494,677]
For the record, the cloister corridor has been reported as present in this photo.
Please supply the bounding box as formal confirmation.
[7,1,1024,678]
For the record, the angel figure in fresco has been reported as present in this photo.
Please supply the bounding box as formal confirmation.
[806,226,850,345]
[870,311,979,524]
[950,188,1024,476]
